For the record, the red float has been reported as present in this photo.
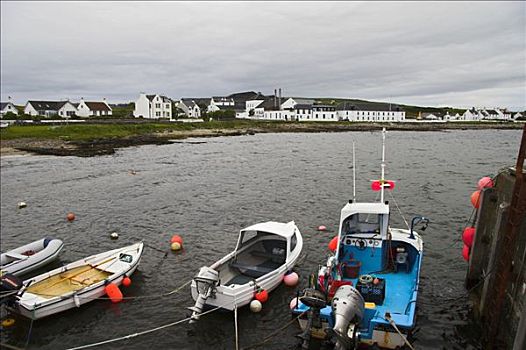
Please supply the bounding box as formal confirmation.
[462,227,476,247]
[67,212,75,222]
[462,245,470,261]
[477,176,494,190]
[371,180,395,191]
[105,283,123,303]
[170,235,183,246]
[122,277,132,287]
[254,289,268,303]
[328,236,338,252]
[470,190,481,209]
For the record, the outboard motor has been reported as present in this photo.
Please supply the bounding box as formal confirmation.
[297,288,327,349]
[0,273,23,305]
[188,266,219,323]
[331,285,365,350]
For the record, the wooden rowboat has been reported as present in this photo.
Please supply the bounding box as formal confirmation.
[9,242,143,320]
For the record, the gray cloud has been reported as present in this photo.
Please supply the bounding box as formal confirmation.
[1,1,524,109]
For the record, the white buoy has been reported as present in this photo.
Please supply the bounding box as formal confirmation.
[17,202,27,209]
[250,300,262,313]
[110,232,119,239]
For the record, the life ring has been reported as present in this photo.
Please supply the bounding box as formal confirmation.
[1,318,15,327]
[359,274,374,284]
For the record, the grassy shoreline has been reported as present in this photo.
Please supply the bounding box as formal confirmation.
[1,120,523,157]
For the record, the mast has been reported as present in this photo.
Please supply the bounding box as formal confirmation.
[380,128,386,203]
[352,141,356,201]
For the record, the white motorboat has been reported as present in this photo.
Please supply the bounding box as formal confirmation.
[189,221,303,321]
[1,238,64,276]
[7,242,143,320]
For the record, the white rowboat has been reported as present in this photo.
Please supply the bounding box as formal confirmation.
[10,242,143,320]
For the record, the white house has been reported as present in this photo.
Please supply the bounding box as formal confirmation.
[0,98,19,117]
[76,99,112,117]
[208,96,235,113]
[133,93,172,119]
[176,99,201,118]
[514,112,523,120]
[462,108,482,121]
[335,102,405,122]
[24,100,77,118]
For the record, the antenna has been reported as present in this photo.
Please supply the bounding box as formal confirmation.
[380,127,386,203]
[352,141,356,201]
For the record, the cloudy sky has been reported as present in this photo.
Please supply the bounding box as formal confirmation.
[1,1,525,110]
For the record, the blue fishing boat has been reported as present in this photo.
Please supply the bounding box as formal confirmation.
[292,129,428,349]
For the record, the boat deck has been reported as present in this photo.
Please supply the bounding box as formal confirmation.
[26,265,111,299]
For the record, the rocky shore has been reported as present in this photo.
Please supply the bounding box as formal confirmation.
[1,122,523,158]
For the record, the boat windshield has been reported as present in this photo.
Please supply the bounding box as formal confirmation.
[342,213,382,235]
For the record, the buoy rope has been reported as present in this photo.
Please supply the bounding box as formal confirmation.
[241,311,307,349]
[384,314,415,350]
[64,304,224,350]
[0,343,24,350]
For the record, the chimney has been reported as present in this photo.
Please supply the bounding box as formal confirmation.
[279,88,282,110]
[274,89,277,109]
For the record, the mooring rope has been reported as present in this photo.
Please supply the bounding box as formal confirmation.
[64,304,224,350]
[384,314,416,350]
[387,190,410,230]
[241,311,307,350]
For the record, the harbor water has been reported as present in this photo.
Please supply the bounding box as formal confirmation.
[0,129,522,349]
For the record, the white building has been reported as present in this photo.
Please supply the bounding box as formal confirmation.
[24,100,77,118]
[176,99,201,118]
[335,102,405,122]
[0,98,19,117]
[76,98,112,117]
[208,96,235,113]
[133,93,172,119]
[280,98,316,110]
[514,112,523,120]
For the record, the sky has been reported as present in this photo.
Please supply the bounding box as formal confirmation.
[1,1,525,110]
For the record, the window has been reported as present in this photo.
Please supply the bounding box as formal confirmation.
[156,103,161,108]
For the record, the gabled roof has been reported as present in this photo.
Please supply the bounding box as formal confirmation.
[147,95,171,103]
[288,98,315,105]
[0,102,15,110]
[486,109,499,115]
[228,91,260,103]
[27,101,70,111]
[180,99,200,108]
[84,101,111,111]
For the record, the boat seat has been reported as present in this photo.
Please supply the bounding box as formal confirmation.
[250,250,286,263]
[229,260,278,279]
[5,252,28,260]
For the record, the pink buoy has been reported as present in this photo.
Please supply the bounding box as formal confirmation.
[462,245,470,261]
[328,236,338,252]
[470,190,481,209]
[477,177,494,190]
[317,225,327,231]
[462,227,476,247]
[283,272,299,287]
[170,235,183,247]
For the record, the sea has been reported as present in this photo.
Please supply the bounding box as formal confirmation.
[0,129,522,349]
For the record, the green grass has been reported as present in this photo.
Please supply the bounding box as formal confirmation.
[0,120,293,141]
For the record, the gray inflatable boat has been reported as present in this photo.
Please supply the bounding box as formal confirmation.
[1,238,64,276]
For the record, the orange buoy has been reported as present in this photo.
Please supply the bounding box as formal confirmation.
[254,289,268,303]
[170,235,183,245]
[462,245,470,261]
[67,212,76,222]
[105,283,123,303]
[470,190,481,209]
[462,227,476,247]
[328,236,338,252]
[477,176,494,190]
[122,277,132,287]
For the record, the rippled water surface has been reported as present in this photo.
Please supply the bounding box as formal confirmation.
[0,130,522,350]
